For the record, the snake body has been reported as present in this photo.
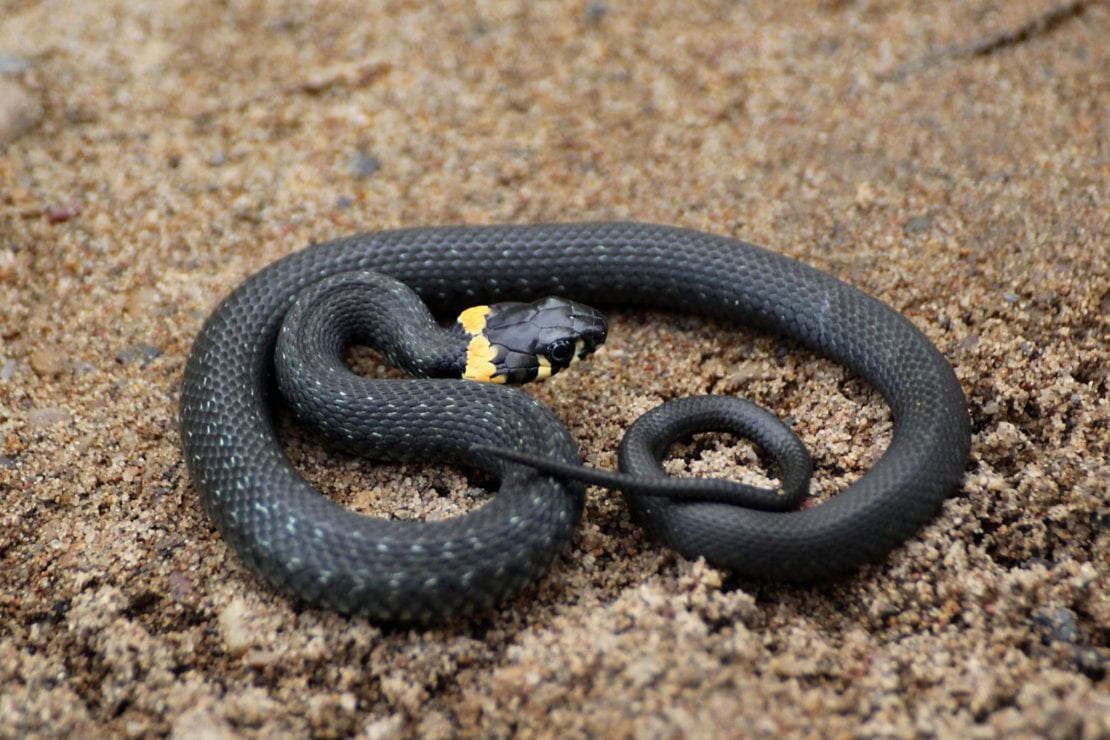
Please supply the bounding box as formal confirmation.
[180,222,971,621]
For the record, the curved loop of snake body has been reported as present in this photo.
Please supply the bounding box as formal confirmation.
[179,222,971,622]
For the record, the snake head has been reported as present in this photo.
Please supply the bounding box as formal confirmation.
[457,297,607,384]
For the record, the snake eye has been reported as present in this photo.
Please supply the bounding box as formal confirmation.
[546,339,575,365]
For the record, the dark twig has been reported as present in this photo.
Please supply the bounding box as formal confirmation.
[880,0,1102,80]
[965,0,1096,56]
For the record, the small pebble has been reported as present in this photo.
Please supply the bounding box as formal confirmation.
[351,149,382,178]
[218,597,254,657]
[1073,646,1107,679]
[46,202,81,224]
[243,648,280,668]
[170,704,237,740]
[0,78,42,146]
[585,2,609,23]
[26,407,71,429]
[364,715,405,740]
[126,287,160,315]
[1034,607,1079,644]
[902,213,934,234]
[116,342,162,365]
[119,429,140,450]
[30,347,67,377]
[167,571,196,602]
[0,54,31,74]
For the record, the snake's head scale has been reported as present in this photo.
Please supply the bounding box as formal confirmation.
[456,297,607,384]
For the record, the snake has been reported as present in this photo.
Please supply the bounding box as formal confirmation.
[179,222,971,622]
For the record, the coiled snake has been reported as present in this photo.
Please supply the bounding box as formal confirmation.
[180,222,970,622]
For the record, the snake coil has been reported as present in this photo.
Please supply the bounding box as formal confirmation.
[180,222,971,622]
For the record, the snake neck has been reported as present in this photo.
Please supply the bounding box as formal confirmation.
[277,271,469,380]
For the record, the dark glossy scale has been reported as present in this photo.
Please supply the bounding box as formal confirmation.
[179,222,971,622]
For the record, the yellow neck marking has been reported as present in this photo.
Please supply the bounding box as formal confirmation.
[457,305,491,336]
[463,334,505,383]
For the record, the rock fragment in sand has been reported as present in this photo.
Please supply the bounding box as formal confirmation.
[351,148,382,178]
[218,597,254,657]
[26,407,70,429]
[0,54,31,74]
[116,342,162,365]
[0,78,42,146]
[30,347,67,377]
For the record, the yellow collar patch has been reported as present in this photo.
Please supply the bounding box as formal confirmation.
[463,333,505,383]
[457,305,491,336]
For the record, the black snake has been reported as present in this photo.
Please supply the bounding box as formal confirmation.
[179,222,971,622]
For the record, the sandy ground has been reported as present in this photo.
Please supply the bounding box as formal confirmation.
[1,0,1107,737]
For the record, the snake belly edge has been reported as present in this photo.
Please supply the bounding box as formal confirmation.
[179,222,972,621]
